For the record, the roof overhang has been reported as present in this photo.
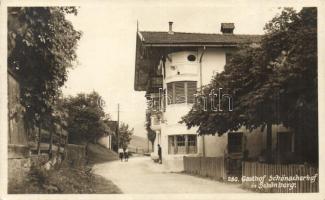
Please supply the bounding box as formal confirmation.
[134,31,260,92]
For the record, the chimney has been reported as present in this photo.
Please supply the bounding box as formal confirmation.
[168,21,174,35]
[221,23,235,34]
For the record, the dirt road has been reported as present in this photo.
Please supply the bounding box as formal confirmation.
[92,156,248,193]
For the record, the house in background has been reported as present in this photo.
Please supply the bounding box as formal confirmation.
[97,134,112,149]
[134,22,295,172]
[97,120,117,150]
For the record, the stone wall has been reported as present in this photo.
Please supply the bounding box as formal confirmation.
[9,144,87,188]
[30,154,49,167]
[65,144,86,168]
[8,157,31,186]
[8,144,31,186]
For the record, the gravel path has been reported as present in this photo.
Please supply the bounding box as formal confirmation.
[92,156,249,193]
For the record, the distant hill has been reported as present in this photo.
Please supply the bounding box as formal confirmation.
[129,135,152,153]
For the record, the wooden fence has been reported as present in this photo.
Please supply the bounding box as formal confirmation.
[242,162,319,193]
[183,156,226,181]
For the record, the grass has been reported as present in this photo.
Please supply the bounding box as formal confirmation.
[87,143,118,164]
[8,164,122,194]
[9,143,122,194]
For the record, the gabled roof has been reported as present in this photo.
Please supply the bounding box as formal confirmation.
[134,31,262,91]
[138,31,261,46]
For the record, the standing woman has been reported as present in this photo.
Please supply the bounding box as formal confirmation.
[158,144,162,164]
[124,147,129,162]
[118,147,124,162]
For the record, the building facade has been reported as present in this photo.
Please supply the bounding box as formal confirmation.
[134,22,294,171]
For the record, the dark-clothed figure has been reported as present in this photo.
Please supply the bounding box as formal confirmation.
[158,144,162,164]
[124,148,129,162]
[118,147,124,161]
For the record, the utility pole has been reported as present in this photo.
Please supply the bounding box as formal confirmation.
[199,47,206,157]
[117,104,120,148]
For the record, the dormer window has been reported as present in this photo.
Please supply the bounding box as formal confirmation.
[187,54,196,62]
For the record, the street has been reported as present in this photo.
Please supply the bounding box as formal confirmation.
[92,156,249,193]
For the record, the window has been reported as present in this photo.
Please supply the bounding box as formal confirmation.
[277,132,292,154]
[187,54,196,62]
[188,135,197,146]
[168,135,197,154]
[176,135,185,146]
[188,135,197,154]
[187,82,196,104]
[228,132,243,153]
[167,81,197,105]
[162,89,166,112]
[175,82,185,103]
[176,135,186,154]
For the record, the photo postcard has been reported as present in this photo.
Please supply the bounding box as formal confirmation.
[1,0,324,199]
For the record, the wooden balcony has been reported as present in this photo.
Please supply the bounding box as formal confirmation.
[146,76,163,93]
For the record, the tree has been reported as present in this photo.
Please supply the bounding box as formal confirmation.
[48,95,69,156]
[104,120,118,152]
[8,7,81,147]
[182,8,317,163]
[63,92,110,145]
[145,111,156,151]
[118,123,133,149]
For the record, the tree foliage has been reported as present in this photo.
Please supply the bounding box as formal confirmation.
[181,8,317,163]
[8,7,81,131]
[145,111,156,150]
[63,92,110,144]
[118,122,134,149]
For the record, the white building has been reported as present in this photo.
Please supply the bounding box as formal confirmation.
[97,135,112,149]
[134,22,294,172]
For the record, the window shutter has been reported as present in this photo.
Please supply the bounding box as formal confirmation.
[187,81,197,103]
[162,89,166,111]
[167,83,173,104]
[166,81,197,105]
[175,82,185,103]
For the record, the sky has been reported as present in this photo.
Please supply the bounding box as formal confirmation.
[62,3,301,137]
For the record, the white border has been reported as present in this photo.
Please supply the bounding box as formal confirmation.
[1,0,324,199]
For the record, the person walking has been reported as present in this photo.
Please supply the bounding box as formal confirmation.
[158,144,162,164]
[118,147,124,162]
[124,148,129,162]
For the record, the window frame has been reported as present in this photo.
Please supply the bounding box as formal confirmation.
[168,134,197,155]
[167,81,197,105]
[228,132,243,154]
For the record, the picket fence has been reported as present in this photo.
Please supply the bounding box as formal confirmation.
[183,157,319,193]
[242,161,319,193]
[183,156,226,181]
